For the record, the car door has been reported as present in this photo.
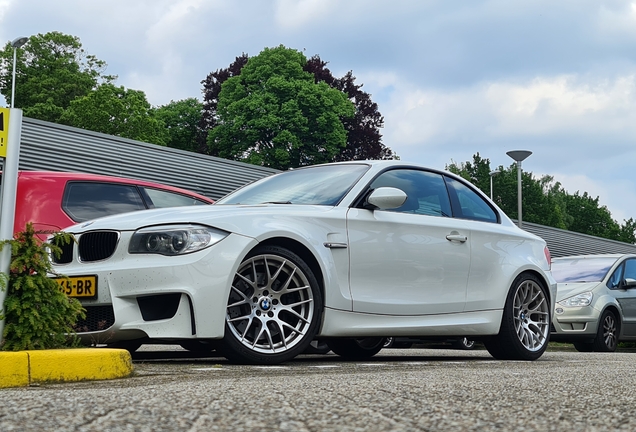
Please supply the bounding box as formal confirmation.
[347,168,470,315]
[613,258,636,336]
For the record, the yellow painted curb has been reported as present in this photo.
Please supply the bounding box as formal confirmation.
[0,348,133,388]
[0,351,29,388]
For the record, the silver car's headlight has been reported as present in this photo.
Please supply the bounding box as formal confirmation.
[129,224,228,256]
[557,291,593,308]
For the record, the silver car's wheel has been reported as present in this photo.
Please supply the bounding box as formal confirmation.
[327,337,385,360]
[222,246,322,364]
[485,273,550,360]
[593,310,618,352]
[452,337,476,350]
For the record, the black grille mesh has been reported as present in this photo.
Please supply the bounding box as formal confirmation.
[52,241,74,264]
[79,231,118,262]
[74,305,115,333]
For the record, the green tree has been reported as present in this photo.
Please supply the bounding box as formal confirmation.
[0,224,84,351]
[60,83,169,145]
[0,32,114,121]
[205,46,360,169]
[448,153,634,243]
[153,98,203,152]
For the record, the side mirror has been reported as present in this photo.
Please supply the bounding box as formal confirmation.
[622,278,636,288]
[365,187,407,210]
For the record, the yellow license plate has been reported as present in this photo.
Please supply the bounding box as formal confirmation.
[55,275,97,298]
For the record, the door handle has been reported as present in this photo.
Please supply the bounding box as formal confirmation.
[446,233,468,243]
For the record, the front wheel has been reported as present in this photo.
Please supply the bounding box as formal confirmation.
[592,310,618,352]
[484,273,550,361]
[220,245,323,364]
[327,337,385,360]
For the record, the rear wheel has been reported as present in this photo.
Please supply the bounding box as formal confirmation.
[573,342,594,352]
[179,340,216,353]
[221,246,322,364]
[327,337,385,360]
[304,340,331,354]
[107,339,143,353]
[452,337,476,350]
[484,273,550,360]
[592,310,618,352]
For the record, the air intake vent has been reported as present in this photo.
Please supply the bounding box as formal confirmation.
[52,241,74,264]
[78,231,119,262]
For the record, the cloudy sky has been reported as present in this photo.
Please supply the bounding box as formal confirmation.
[2,0,636,223]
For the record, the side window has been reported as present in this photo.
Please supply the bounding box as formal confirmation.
[607,264,624,289]
[623,259,636,285]
[445,176,498,223]
[142,187,210,208]
[369,169,451,217]
[62,182,146,222]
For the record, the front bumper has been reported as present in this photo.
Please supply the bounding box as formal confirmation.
[550,305,601,342]
[53,231,257,344]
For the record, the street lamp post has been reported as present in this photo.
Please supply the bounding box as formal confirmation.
[489,170,500,200]
[506,150,532,228]
[10,36,29,108]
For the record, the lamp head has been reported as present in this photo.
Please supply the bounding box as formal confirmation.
[11,36,28,49]
[506,150,532,162]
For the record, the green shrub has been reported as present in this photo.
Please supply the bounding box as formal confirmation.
[0,223,85,351]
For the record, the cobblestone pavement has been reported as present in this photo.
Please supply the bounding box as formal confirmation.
[1,346,634,431]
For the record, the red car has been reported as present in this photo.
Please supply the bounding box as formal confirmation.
[6,171,214,237]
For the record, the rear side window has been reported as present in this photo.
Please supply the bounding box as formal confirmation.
[444,176,499,223]
[142,187,210,208]
[62,182,146,222]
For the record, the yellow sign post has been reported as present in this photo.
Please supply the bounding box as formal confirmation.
[0,108,9,158]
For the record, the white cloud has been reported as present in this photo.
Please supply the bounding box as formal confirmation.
[274,0,340,29]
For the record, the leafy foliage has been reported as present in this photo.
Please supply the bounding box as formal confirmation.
[201,46,395,167]
[447,153,636,243]
[206,46,355,170]
[60,83,169,145]
[153,98,204,151]
[0,223,85,351]
[0,32,114,120]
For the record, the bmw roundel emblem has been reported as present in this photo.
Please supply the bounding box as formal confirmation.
[260,298,271,311]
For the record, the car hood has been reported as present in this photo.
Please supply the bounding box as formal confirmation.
[556,282,602,302]
[64,204,336,237]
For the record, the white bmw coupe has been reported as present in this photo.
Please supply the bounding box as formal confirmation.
[52,160,556,363]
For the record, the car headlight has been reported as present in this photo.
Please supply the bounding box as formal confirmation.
[129,224,228,256]
[557,291,593,308]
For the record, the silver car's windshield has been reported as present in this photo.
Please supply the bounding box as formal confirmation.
[551,257,619,283]
[217,164,370,206]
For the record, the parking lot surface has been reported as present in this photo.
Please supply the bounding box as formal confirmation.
[1,346,634,431]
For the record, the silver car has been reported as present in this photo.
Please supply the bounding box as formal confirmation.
[551,254,636,352]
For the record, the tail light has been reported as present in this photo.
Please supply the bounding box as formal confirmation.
[544,246,552,270]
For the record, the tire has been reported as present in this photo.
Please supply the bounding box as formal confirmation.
[573,342,595,352]
[327,337,385,360]
[179,340,216,353]
[304,340,331,355]
[484,273,550,361]
[107,339,143,353]
[452,337,476,350]
[592,310,619,352]
[220,245,323,364]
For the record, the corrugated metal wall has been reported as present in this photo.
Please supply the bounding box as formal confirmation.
[10,117,279,199]
[4,117,636,257]
[520,221,636,258]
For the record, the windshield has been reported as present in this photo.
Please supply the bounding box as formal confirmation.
[217,164,370,206]
[551,256,619,283]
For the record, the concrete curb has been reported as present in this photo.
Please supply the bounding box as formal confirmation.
[0,348,133,389]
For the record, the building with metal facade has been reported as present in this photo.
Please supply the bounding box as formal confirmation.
[13,117,278,200]
[5,117,636,257]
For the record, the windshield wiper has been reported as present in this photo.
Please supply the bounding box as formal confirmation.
[262,201,292,204]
